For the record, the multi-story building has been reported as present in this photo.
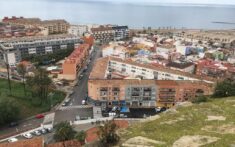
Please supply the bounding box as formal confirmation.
[0,34,81,66]
[196,59,235,79]
[88,79,213,108]
[91,25,129,43]
[105,57,215,83]
[102,44,128,59]
[68,25,88,36]
[112,26,129,41]
[59,44,90,80]
[166,60,195,74]
[88,57,215,108]
[2,17,69,35]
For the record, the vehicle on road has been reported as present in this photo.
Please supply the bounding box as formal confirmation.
[83,67,87,72]
[35,114,44,119]
[40,128,47,134]
[82,100,86,105]
[8,138,18,143]
[22,133,33,139]
[33,130,41,136]
[62,98,71,106]
[79,74,84,80]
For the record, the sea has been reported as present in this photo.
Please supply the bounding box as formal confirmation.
[1,0,235,29]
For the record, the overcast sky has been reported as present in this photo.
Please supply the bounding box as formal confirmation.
[85,0,235,5]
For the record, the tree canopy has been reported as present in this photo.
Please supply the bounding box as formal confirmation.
[54,121,76,142]
[213,79,235,98]
[0,99,20,125]
[97,120,120,146]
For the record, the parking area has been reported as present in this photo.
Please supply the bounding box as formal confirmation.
[54,107,93,125]
[101,107,167,118]
[0,126,53,144]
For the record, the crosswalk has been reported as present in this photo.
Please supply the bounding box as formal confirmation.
[59,105,93,110]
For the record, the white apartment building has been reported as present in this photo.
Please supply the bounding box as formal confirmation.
[156,46,175,59]
[0,34,81,66]
[107,57,214,84]
[132,37,155,48]
[68,25,88,36]
[102,44,128,59]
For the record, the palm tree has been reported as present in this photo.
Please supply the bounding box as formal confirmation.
[54,121,76,142]
[97,120,120,146]
[75,131,86,145]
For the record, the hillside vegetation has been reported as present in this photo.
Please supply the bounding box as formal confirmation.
[120,97,235,147]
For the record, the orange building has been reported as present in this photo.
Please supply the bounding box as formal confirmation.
[59,44,90,80]
[88,79,214,108]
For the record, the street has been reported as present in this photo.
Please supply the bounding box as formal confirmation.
[69,44,102,106]
[0,44,102,142]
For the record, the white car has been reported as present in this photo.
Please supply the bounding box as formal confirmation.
[8,138,18,143]
[46,127,53,133]
[22,133,33,139]
[40,128,47,134]
[82,100,86,105]
[33,130,41,136]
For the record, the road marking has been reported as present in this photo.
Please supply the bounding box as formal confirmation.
[59,105,92,110]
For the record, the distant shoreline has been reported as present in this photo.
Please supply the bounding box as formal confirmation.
[212,21,235,25]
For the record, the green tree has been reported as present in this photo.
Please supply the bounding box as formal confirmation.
[213,79,235,98]
[17,63,27,96]
[0,99,20,125]
[75,131,86,145]
[26,68,52,104]
[54,121,76,142]
[97,120,120,146]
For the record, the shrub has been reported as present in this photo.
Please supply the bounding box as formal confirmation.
[192,96,208,104]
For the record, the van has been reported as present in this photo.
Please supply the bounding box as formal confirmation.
[82,100,86,105]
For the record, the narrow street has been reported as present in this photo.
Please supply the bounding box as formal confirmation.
[0,44,102,142]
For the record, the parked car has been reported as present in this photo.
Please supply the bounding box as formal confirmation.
[112,106,119,112]
[65,98,71,103]
[8,138,18,143]
[46,127,53,133]
[156,107,167,112]
[33,130,41,136]
[35,114,44,119]
[22,133,33,139]
[75,115,81,121]
[61,102,67,107]
[40,128,47,134]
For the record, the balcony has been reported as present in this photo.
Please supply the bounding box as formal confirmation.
[112,87,120,92]
[143,92,151,97]
[100,87,108,92]
[132,88,140,92]
[143,97,151,101]
[131,92,140,97]
[144,88,152,92]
